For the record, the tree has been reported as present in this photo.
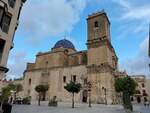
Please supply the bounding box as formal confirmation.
[0,83,17,102]
[7,83,23,103]
[0,85,13,111]
[35,84,49,106]
[0,87,11,101]
[15,84,23,93]
[15,84,23,103]
[7,83,16,91]
[115,76,137,111]
[64,81,82,108]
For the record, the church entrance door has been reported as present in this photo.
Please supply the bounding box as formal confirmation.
[82,90,88,103]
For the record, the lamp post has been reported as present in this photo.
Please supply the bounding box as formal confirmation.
[102,87,107,105]
[87,82,92,107]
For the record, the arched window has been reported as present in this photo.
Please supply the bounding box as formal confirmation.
[71,75,76,82]
[142,83,145,87]
[94,21,98,27]
[63,76,66,83]
[29,78,31,85]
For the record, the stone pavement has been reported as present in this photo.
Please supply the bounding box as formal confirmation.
[11,102,150,113]
[12,102,125,113]
[133,104,150,113]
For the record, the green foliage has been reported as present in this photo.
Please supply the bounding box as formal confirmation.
[0,85,13,102]
[114,78,124,92]
[35,84,49,106]
[35,84,49,93]
[0,83,23,103]
[1,87,11,100]
[64,81,81,93]
[115,76,137,111]
[7,83,23,93]
[64,81,82,108]
[7,83,16,91]
[22,97,31,105]
[115,76,137,95]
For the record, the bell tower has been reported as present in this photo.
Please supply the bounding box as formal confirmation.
[87,11,114,66]
[87,10,111,46]
[87,11,118,104]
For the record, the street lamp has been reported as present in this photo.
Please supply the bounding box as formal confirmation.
[102,87,107,105]
[87,82,92,107]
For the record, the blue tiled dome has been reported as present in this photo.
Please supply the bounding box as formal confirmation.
[53,39,75,50]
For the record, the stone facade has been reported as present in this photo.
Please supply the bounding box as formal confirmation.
[23,11,122,104]
[146,79,150,100]
[12,78,24,98]
[131,75,149,103]
[0,0,26,90]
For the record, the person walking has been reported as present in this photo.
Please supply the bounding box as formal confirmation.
[2,99,12,113]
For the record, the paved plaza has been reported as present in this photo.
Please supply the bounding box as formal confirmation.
[12,104,124,113]
[11,102,150,113]
[12,103,125,113]
[133,104,150,113]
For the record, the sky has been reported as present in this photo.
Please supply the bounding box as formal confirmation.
[7,0,150,79]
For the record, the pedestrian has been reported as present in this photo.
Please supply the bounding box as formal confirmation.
[2,99,12,113]
[10,96,13,104]
[144,100,146,107]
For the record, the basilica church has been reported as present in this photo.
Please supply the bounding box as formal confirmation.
[23,11,122,104]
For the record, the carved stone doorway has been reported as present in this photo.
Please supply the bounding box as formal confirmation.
[137,97,141,103]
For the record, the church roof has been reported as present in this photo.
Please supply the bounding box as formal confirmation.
[53,39,75,50]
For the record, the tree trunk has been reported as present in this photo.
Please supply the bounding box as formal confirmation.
[14,92,16,104]
[38,93,41,106]
[72,93,74,108]
[122,92,133,111]
[42,92,46,101]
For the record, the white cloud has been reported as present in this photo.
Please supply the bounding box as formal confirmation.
[114,0,131,10]
[112,0,150,40]
[19,0,87,45]
[121,6,150,20]
[112,0,150,20]
[120,37,150,78]
[7,51,27,79]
